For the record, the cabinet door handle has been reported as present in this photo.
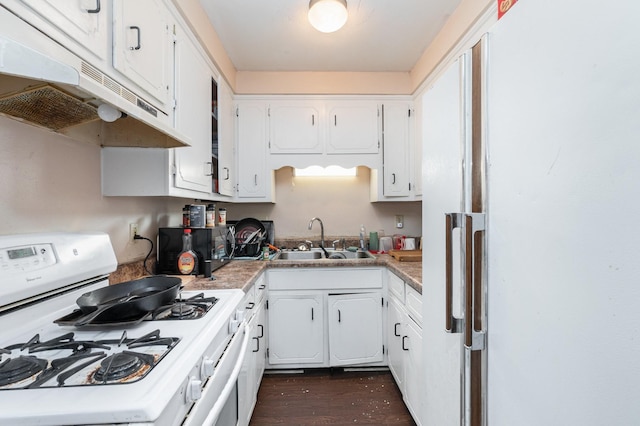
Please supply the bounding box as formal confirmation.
[224,167,230,180]
[257,324,264,339]
[338,309,341,323]
[253,336,260,353]
[254,174,258,186]
[246,302,255,310]
[402,336,409,351]
[334,115,337,126]
[312,114,315,126]
[87,0,101,13]
[394,322,401,337]
[259,284,266,290]
[129,26,141,50]
[205,161,213,177]
[311,307,314,321]
[392,173,396,184]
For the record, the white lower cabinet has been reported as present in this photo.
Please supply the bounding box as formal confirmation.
[328,292,383,366]
[267,291,325,365]
[387,296,405,388]
[266,268,384,369]
[387,272,423,426]
[239,274,268,426]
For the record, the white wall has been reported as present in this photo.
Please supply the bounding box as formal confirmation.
[0,116,186,264]
[0,117,420,262]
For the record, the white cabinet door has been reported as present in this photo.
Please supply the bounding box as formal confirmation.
[112,0,172,110]
[328,292,383,366]
[326,102,380,154]
[236,102,270,199]
[269,102,322,154]
[217,81,235,196]
[173,29,212,193]
[383,103,411,197]
[268,292,324,365]
[387,296,405,389]
[20,0,109,64]
[253,302,267,390]
[404,316,423,426]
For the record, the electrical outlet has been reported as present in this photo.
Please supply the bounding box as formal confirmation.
[129,223,139,242]
[395,215,404,229]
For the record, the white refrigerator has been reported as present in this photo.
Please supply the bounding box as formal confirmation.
[421,1,640,425]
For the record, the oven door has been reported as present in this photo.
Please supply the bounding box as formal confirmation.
[184,321,250,426]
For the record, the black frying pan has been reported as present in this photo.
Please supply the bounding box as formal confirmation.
[75,276,181,326]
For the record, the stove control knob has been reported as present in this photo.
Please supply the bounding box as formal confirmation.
[186,377,202,403]
[201,357,215,378]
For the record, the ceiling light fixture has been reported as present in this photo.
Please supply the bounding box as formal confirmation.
[308,0,348,33]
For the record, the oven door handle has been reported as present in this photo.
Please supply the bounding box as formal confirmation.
[199,321,250,426]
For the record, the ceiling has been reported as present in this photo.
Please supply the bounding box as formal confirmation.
[198,0,462,73]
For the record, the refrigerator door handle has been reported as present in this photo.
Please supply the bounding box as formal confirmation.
[464,212,486,350]
[445,213,464,333]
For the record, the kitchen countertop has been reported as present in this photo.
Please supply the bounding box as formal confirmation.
[183,254,422,294]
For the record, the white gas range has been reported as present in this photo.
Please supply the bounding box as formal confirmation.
[0,232,247,426]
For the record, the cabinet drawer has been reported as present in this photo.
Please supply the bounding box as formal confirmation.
[405,285,422,326]
[388,272,405,302]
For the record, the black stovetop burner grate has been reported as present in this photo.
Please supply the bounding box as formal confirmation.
[0,329,179,389]
[53,293,220,327]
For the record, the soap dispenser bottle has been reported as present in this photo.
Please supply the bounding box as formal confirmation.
[359,224,366,250]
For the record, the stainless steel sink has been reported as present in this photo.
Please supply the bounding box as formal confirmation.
[274,250,323,260]
[273,249,375,261]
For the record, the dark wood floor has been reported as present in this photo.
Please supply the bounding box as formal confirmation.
[249,369,417,425]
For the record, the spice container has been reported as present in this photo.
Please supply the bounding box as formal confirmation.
[182,205,190,227]
[218,208,227,226]
[206,204,216,228]
[189,205,206,228]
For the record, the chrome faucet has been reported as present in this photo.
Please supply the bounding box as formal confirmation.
[308,217,325,249]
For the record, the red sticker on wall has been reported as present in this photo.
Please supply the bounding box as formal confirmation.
[498,0,518,19]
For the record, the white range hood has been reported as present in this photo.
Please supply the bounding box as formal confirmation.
[0,6,190,148]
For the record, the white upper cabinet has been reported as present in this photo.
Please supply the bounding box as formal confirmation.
[217,81,235,197]
[173,28,212,193]
[382,102,411,197]
[326,102,380,154]
[112,0,172,111]
[370,102,415,201]
[101,14,233,201]
[18,0,109,65]
[267,99,381,156]
[236,102,274,201]
[269,101,322,154]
